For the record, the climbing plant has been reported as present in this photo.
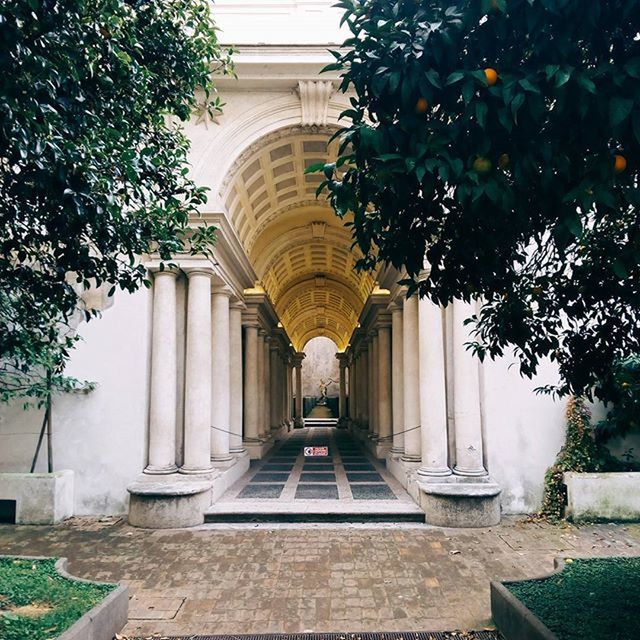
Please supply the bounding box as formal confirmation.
[314,0,640,404]
[540,397,606,520]
[0,0,232,404]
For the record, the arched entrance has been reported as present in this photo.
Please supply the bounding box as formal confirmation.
[301,336,339,420]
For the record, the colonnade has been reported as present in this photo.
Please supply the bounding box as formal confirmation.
[344,291,488,480]
[144,266,487,482]
[144,267,306,473]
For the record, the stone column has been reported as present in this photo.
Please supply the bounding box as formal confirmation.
[286,359,293,424]
[391,303,404,455]
[359,345,369,424]
[229,304,245,454]
[270,344,280,431]
[257,330,266,437]
[377,323,392,444]
[243,324,260,444]
[210,287,232,462]
[293,353,304,425]
[263,336,271,433]
[337,353,348,419]
[452,299,487,477]
[146,270,178,474]
[417,296,451,479]
[181,269,214,474]
[402,294,421,462]
[368,332,378,438]
[348,353,356,419]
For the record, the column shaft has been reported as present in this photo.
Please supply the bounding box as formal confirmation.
[147,271,178,474]
[377,325,392,443]
[263,337,271,433]
[210,290,232,462]
[229,306,244,453]
[270,346,280,430]
[452,299,487,476]
[295,365,303,420]
[243,326,259,443]
[257,332,265,437]
[182,271,213,474]
[417,296,451,478]
[402,295,421,461]
[391,306,405,454]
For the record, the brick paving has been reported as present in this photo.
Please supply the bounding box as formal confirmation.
[0,518,639,636]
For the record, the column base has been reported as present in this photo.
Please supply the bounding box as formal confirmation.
[453,466,489,478]
[144,464,178,475]
[179,465,215,475]
[390,446,404,457]
[417,466,453,480]
[244,440,273,460]
[211,455,235,468]
[417,477,501,527]
[293,417,305,429]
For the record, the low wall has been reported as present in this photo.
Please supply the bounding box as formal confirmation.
[565,472,640,521]
[0,470,74,524]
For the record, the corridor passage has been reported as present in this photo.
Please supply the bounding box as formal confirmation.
[206,428,423,521]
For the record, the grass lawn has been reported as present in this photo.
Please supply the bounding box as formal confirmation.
[508,556,640,640]
[0,557,115,640]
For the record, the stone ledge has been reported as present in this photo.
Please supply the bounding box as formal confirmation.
[128,480,213,497]
[0,555,128,640]
[564,471,640,521]
[0,470,74,524]
[490,558,565,640]
[127,478,213,529]
[418,479,501,527]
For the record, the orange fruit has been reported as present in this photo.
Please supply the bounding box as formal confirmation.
[614,154,627,174]
[484,68,499,86]
[498,153,510,169]
[414,97,429,114]
[473,157,492,174]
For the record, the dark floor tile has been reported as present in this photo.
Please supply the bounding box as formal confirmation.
[350,484,397,500]
[302,464,334,471]
[346,472,384,482]
[343,463,376,471]
[238,484,284,499]
[303,457,332,463]
[251,472,291,483]
[294,484,339,500]
[300,472,336,482]
[261,464,295,471]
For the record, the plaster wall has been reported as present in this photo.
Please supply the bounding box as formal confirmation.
[0,288,151,515]
[482,356,567,513]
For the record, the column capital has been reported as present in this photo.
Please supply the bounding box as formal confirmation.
[336,352,349,368]
[211,284,234,297]
[183,266,215,279]
[150,266,179,279]
[292,352,305,367]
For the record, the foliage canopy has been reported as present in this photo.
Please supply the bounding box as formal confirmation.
[0,0,231,402]
[319,0,640,402]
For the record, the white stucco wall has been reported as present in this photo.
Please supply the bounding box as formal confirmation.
[482,357,568,513]
[0,288,151,515]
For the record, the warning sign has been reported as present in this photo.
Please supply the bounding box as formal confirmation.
[304,446,329,457]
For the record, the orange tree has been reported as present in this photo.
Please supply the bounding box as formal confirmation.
[317,0,640,402]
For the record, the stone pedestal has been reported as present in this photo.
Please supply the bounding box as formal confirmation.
[418,479,501,527]
[128,480,213,528]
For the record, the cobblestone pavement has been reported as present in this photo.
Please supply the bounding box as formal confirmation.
[1,518,639,636]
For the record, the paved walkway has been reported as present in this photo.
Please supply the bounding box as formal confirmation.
[207,427,422,518]
[1,518,639,636]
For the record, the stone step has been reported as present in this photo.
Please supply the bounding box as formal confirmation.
[204,502,424,523]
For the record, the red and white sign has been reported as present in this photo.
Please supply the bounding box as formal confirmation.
[304,446,329,457]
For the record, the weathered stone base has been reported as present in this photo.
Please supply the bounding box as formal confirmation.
[210,452,250,503]
[418,478,501,527]
[564,471,640,521]
[0,470,74,524]
[243,440,273,460]
[127,479,212,528]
